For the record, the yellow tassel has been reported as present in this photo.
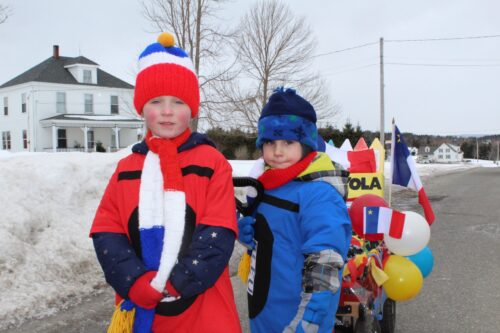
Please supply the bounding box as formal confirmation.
[107,300,135,333]
[369,259,389,287]
[237,252,252,283]
[343,265,350,277]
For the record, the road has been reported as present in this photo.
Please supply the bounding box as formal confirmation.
[2,167,499,332]
[392,167,500,332]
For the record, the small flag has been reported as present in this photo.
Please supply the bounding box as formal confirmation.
[364,206,405,239]
[391,125,435,224]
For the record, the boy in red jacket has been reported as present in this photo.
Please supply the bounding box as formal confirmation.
[90,33,241,333]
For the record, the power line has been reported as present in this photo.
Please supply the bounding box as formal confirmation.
[386,62,500,68]
[386,34,500,42]
[312,41,378,58]
[385,56,500,62]
[314,34,500,59]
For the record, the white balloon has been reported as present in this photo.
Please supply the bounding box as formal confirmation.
[384,211,430,256]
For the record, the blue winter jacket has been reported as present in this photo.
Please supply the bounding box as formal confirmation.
[248,153,352,333]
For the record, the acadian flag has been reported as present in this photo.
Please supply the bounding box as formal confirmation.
[364,206,406,239]
[391,125,435,224]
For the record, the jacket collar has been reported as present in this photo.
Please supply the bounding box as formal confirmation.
[132,132,216,155]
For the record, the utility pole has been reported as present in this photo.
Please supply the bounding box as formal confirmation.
[476,137,479,162]
[497,141,499,165]
[379,37,385,146]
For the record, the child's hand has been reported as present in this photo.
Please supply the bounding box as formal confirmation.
[128,271,164,309]
[301,291,330,326]
[237,216,256,249]
[285,291,331,331]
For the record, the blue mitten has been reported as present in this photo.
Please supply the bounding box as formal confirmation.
[302,291,331,324]
[237,216,256,249]
[286,291,333,332]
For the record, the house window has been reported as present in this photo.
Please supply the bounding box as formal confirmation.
[446,148,450,153]
[446,155,451,159]
[57,129,67,149]
[87,130,95,149]
[438,148,443,153]
[83,70,92,84]
[438,154,443,159]
[22,130,28,149]
[2,131,11,150]
[84,94,93,114]
[110,95,119,114]
[21,93,27,113]
[56,92,66,113]
[3,97,7,116]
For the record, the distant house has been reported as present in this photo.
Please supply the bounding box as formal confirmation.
[418,143,463,163]
[418,145,437,163]
[0,45,143,153]
[432,143,463,163]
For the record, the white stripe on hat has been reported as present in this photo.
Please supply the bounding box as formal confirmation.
[138,51,196,74]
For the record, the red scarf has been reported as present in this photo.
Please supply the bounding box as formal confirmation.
[145,129,191,191]
[258,152,317,190]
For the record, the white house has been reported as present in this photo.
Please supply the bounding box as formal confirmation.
[0,45,143,153]
[432,143,463,163]
[418,143,463,163]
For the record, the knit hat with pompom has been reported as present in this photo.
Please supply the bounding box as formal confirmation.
[134,32,199,117]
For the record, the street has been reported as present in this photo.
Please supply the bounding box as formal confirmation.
[2,167,499,333]
[392,167,500,332]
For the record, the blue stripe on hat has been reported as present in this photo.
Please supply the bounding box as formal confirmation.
[139,42,189,59]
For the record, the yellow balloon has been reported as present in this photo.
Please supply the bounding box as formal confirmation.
[383,255,423,301]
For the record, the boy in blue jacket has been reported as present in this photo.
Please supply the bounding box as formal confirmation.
[238,88,352,333]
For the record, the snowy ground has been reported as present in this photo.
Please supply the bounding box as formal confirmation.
[0,148,497,329]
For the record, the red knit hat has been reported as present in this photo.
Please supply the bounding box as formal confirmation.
[134,32,200,117]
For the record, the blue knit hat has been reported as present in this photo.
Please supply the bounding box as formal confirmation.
[256,87,318,150]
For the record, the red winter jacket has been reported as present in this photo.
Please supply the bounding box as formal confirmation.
[90,135,241,333]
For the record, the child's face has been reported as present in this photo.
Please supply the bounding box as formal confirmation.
[143,96,191,139]
[262,140,302,169]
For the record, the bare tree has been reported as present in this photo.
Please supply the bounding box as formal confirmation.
[0,4,10,24]
[208,0,340,131]
[140,0,235,131]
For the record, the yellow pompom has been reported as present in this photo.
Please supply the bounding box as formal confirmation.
[157,32,175,47]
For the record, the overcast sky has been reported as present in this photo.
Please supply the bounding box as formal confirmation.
[1,0,500,135]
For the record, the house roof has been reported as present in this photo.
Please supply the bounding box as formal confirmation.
[445,143,460,153]
[39,114,143,128]
[0,55,133,89]
[420,145,439,156]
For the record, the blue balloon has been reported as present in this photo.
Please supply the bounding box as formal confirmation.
[406,246,434,278]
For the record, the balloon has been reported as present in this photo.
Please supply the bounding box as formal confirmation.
[383,255,423,301]
[384,211,430,256]
[407,246,434,278]
[349,194,388,241]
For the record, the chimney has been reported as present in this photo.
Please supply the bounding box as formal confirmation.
[53,45,59,59]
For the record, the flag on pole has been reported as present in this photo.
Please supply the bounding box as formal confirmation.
[364,206,405,238]
[391,125,435,224]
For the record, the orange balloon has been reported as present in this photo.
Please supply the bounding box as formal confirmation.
[383,255,423,301]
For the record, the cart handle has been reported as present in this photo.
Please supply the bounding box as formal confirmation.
[233,177,264,217]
